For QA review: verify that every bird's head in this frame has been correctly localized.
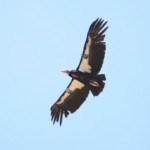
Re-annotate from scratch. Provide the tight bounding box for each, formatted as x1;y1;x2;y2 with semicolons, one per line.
61;70;78;78
61;70;70;75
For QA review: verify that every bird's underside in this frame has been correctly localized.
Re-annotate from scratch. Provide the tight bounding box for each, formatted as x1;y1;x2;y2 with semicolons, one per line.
51;18;108;126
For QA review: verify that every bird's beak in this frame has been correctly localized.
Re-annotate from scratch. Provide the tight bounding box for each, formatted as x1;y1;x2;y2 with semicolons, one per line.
61;70;70;74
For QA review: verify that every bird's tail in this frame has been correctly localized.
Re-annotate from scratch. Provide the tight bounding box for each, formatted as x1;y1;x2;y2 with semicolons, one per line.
89;74;106;96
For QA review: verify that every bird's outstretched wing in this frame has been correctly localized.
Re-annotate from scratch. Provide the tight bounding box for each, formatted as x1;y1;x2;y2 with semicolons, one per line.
51;79;89;126
77;18;108;75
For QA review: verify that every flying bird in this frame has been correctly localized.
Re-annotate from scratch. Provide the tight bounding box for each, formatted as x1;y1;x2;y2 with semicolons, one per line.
51;18;108;126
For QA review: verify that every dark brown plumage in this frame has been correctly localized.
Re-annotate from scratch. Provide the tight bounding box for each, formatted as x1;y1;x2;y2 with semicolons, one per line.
51;18;108;126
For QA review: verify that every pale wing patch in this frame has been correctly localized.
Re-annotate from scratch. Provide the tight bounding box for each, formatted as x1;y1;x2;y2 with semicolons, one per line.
57;80;85;105
79;36;92;73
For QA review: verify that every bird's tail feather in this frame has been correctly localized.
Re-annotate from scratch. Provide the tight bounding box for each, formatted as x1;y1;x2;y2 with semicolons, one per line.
89;74;106;96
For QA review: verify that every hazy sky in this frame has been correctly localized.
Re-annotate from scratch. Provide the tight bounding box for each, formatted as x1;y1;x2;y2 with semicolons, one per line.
0;0;150;150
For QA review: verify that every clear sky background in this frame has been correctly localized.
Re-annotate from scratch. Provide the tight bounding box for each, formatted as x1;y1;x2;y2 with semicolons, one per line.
0;0;150;150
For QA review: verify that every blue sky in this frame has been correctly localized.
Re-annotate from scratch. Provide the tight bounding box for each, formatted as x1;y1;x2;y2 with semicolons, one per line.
0;0;150;150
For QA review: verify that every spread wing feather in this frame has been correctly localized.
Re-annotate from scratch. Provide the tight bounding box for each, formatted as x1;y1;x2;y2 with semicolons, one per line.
77;18;108;75
51;79;89;125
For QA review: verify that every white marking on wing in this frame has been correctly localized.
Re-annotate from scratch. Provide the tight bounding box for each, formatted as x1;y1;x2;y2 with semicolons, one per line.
57;80;85;105
79;36;91;73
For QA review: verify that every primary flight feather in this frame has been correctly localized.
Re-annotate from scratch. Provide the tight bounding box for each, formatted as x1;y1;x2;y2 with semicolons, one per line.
51;18;108;126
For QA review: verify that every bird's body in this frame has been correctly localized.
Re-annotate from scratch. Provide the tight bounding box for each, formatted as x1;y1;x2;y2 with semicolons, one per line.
67;70;106;93
51;18;108;125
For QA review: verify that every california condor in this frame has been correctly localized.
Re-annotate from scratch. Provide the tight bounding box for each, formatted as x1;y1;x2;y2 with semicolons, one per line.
51;18;108;126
